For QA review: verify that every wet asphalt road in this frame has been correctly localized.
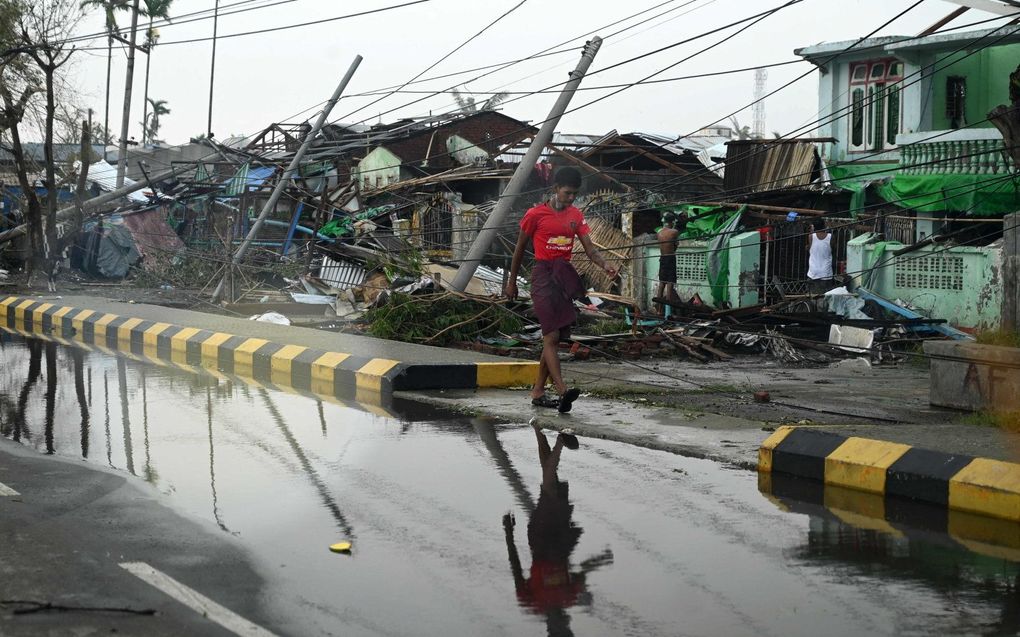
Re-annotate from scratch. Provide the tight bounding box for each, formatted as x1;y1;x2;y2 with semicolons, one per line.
1;334;1019;636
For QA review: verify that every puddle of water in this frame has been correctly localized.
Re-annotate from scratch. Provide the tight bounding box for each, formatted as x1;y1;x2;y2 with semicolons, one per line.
1;334;1019;636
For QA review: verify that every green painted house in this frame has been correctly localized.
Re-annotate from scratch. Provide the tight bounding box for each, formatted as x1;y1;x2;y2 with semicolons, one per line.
795;24;1020;229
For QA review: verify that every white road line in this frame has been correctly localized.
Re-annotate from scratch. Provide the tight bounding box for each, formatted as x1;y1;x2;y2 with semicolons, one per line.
119;561;276;637
0;481;19;496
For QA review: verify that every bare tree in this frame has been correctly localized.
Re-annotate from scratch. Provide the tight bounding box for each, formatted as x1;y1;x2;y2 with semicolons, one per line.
0;0;44;278
0;0;88;285
22;0;87;287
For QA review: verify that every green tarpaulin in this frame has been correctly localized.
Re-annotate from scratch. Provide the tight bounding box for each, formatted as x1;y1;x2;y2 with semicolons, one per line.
656;204;738;240
874;173;1020;217
827;163;1019;217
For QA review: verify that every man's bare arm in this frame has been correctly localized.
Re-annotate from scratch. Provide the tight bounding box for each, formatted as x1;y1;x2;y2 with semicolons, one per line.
578;234;618;279
504;230;530;299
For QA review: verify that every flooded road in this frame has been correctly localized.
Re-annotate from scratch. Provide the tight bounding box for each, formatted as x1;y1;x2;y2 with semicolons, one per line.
2;333;1019;636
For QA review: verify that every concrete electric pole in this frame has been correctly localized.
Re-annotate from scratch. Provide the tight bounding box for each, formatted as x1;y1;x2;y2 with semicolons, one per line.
449;37;602;293
211;55;364;304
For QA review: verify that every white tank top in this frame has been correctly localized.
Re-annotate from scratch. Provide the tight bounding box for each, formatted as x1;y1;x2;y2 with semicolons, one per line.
807;233;832;280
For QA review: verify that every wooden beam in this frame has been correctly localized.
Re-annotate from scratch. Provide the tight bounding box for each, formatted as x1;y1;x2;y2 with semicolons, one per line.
611;137;701;180
917;6;969;36
546;143;634;192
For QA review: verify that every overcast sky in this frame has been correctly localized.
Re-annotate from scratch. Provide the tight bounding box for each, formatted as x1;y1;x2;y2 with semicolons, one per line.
65;0;1007;146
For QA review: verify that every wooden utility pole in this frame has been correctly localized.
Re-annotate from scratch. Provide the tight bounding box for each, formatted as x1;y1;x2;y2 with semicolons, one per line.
449;37;602;292
115;0;141;188
211;55;363;303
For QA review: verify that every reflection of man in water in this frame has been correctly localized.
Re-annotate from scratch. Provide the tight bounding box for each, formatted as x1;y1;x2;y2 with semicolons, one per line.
503;420;613;636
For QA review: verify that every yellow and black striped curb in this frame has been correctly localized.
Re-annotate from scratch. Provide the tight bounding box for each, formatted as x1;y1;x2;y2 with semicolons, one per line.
0;322;401;418
759;472;1020;565
0;296;538;398
760;425;1020;522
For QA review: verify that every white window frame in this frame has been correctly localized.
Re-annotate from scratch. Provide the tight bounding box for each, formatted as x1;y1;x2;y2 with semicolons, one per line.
847;58;903;153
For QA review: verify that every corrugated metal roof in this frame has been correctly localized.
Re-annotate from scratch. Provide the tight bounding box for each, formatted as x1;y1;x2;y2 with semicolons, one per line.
0;143;106;164
86;160;149;203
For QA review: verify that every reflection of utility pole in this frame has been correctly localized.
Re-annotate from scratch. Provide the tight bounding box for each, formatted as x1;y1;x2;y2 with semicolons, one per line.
44;342;56;454
318;401;327;436
257;389;354;538
104;370;112;467
141;367;155;484
206;385;229;532
73;348;90;458
471;419;534;515
117;358;136;475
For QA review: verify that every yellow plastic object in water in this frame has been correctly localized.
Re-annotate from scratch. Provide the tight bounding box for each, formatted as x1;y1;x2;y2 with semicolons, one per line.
329;542;353;554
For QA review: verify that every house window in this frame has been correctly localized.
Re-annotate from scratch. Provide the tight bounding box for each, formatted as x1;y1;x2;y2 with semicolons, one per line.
946;76;966;129
848;59;903;152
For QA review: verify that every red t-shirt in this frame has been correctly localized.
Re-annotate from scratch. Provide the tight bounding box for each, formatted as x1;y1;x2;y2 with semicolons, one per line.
520;203;590;261
517;561;583;613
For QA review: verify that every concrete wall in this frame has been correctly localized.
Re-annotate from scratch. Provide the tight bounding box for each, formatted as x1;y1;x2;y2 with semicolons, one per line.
930;44;1020;131
847;233;1001;331
925;340;1020;411
641;231;760;310
728;231;761;307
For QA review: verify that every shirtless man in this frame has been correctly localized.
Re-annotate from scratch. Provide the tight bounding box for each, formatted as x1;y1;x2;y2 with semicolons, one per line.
655;212;680;316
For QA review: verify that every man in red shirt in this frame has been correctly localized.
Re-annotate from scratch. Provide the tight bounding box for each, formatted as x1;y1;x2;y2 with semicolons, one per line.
504;167;618;413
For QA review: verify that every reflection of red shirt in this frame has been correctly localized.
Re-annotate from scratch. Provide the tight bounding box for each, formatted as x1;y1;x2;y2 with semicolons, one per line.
517;560;582;613
520;203;590;261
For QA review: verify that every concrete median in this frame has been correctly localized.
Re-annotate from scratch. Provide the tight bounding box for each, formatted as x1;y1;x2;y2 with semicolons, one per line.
0;295;538;399
760;425;1020;522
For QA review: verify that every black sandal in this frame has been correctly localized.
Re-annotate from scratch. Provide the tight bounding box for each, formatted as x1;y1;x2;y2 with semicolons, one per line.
531;394;559;408
557;388;581;413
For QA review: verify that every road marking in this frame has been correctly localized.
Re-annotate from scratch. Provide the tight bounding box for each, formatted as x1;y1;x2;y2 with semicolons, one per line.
119;562;276;636
0;481;19;496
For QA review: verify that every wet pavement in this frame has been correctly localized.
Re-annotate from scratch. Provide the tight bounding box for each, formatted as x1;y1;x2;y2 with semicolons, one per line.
2;334;1020;636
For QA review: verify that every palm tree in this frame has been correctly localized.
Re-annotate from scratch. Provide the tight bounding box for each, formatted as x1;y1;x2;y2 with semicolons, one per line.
139;0;172;144
80;0;131;157
728;116;754;140
451;87;508;114
141;97;169;143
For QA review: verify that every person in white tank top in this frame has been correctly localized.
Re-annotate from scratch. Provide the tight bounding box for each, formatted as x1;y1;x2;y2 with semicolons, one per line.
806;218;833;293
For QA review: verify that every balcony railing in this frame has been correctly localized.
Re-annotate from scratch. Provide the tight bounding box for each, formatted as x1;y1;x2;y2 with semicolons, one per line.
897;129;1014;175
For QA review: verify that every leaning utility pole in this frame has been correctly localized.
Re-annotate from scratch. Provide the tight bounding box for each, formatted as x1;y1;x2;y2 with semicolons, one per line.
115;0;142;188
207;0;219;137
450;37;602;292
211;55;364;303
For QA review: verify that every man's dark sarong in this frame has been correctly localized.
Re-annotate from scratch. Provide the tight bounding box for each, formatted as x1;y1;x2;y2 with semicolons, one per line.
659;254;677;283
531;259;584;337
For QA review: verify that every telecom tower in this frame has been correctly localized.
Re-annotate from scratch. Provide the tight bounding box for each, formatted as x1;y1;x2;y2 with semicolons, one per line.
752;67;767;139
